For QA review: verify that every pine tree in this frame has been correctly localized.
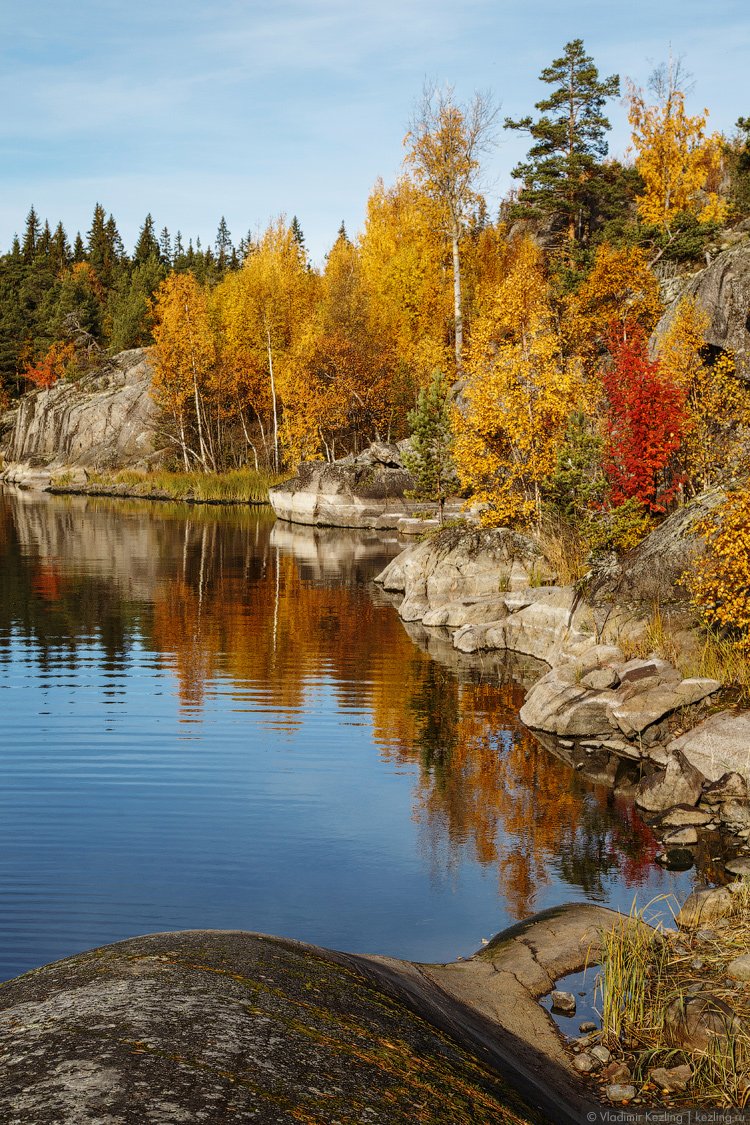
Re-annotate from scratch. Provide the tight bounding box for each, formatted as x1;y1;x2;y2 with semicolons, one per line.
505;40;620;249
108;256;166;352
402;370;459;524
72;233;86;263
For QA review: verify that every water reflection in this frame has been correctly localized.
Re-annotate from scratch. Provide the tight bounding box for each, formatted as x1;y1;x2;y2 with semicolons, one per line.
0;488;690;978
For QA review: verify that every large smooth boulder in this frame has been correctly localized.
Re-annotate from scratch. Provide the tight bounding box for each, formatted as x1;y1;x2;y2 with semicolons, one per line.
0;910;615;1124
0;350;164;486
591;487;725;608
268;443;449;529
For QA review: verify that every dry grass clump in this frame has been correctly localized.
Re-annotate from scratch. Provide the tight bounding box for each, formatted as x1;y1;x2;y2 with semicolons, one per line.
534;516;591;586
613;601;750;705
596;889;750;1107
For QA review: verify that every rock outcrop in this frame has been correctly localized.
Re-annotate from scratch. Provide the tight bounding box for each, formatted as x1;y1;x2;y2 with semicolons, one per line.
0;349;164;488
269;441;463;529
651;239;750;381
0;909;615;1124
375;523;750;866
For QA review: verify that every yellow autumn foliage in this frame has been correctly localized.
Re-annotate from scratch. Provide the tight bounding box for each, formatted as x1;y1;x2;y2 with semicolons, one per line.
567;243;662;366
627;82;727;228
688;489;750;651
454;238;585;526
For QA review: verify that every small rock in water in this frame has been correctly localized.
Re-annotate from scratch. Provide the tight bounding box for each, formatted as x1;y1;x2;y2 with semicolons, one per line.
606;1083;636;1104
663;827;699;846
579;1020;597;1032
551;989;576;1015
655;847;695;871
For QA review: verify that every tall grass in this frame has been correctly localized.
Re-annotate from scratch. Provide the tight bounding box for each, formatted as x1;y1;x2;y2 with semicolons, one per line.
598;901;671;1049
534;516;590;586
83;467;282;504
596;893;750;1106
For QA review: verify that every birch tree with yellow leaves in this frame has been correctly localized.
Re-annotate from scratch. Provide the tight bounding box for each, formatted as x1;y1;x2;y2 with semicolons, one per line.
151;271;217;471
658;298;750;489
405;85;497;377
215;218;314;470
627;59;727;235
454;238;583;526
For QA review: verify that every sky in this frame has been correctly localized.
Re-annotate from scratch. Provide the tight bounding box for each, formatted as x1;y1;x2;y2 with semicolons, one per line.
1;0;748;266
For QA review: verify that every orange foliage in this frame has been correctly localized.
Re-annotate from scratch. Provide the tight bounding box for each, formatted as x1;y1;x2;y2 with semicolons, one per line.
24;341;76;389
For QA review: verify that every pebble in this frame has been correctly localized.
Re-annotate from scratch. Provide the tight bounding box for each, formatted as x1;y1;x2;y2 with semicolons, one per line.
606;1083;636;1104
579;1021;597;1033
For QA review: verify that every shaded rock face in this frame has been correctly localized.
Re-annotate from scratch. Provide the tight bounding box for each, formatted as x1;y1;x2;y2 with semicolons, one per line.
0;350;163;487
0;927;585;1125
652;242;750;382
592;487;725;608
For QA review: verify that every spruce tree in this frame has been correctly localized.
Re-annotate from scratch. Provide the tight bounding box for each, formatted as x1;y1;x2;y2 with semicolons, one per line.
21;207;41;263
290;215;305;251
50;223;71;272
159;226;172;266
505;39;619;249
134;214;160;265
402;370;459;525
87;204;109;273
215;217;232;270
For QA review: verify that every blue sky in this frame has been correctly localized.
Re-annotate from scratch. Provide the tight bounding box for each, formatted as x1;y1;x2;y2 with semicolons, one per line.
1;0;747;265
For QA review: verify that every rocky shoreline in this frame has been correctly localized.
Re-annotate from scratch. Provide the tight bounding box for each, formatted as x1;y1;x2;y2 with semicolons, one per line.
375;520;750;874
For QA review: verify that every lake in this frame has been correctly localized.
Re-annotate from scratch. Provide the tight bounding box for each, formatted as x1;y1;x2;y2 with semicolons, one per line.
0;488;694;981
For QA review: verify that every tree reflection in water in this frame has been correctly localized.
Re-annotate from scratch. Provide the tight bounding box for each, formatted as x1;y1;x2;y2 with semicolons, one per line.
1;489;661;918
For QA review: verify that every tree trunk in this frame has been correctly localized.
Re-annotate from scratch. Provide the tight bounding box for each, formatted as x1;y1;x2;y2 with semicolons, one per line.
451;218;464;376
265;322;280;473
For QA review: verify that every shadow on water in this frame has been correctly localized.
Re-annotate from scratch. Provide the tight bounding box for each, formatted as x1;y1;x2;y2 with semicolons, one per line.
0;488;694;979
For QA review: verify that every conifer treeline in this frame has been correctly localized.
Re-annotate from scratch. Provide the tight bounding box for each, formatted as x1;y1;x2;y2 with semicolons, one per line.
0;204;295;397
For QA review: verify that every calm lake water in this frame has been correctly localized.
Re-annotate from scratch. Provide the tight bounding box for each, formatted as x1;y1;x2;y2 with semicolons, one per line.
0;488;694;981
